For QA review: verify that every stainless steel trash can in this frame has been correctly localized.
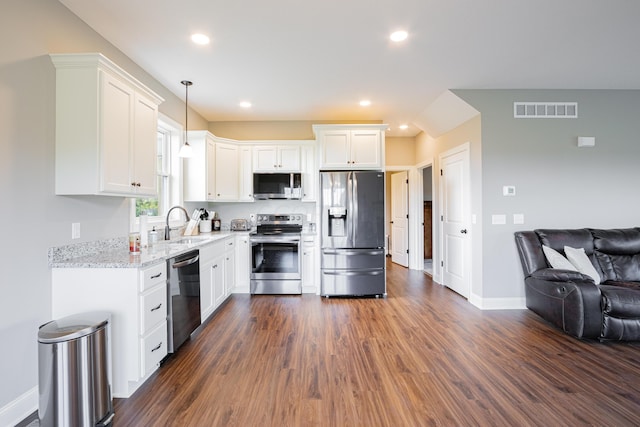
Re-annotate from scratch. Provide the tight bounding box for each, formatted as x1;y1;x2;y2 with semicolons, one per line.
38;312;115;427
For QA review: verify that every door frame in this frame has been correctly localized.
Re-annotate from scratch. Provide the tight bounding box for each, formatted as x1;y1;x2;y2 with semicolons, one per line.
390;171;409;267
388;163;437;278
438;142;471;297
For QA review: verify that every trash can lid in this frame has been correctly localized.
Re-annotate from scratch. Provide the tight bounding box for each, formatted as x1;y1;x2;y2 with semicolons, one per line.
38;311;110;343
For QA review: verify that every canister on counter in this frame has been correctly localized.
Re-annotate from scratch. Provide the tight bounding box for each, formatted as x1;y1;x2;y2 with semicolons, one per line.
149;227;158;245
129;232;141;253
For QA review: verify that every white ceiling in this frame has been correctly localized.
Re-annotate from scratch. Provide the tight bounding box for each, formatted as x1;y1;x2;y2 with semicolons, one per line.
59;0;640;137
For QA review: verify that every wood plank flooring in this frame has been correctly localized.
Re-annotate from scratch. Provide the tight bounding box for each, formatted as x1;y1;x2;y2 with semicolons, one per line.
113;261;640;426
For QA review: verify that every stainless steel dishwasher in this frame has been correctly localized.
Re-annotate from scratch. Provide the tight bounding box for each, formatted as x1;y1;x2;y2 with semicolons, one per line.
166;250;201;353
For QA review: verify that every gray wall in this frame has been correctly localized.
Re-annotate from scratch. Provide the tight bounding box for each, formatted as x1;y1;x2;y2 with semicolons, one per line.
423;167;432;201
455;89;640;300
0;0;205;417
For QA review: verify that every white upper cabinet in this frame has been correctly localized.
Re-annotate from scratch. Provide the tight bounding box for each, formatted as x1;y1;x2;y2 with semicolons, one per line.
314;124;387;170
183;131;216;202
214;142;239;201
51;53;163;196
253;145;300;172
238;146;253;201
184;132;246;202
301;144;317;202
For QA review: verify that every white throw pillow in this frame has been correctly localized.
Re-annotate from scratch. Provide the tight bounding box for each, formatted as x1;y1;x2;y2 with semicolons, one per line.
542;245;577;271
564;246;601;285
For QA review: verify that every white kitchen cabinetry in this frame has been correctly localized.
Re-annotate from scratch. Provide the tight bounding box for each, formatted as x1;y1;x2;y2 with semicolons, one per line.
253;145;301;172
238;146;254;201
235;233;251;293
301;144;317;202
184;132;245;202
214;142;239;201
302;234;317;293
51;262;168;398
51;53;163;196
184;131;216;202
200;240;226;322
224;238;236;297
313;124;387;170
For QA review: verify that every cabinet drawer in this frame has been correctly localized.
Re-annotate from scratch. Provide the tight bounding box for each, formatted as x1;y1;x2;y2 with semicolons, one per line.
140;284;167;334
141;321;167;377
140;263;166;292
224;238;235;251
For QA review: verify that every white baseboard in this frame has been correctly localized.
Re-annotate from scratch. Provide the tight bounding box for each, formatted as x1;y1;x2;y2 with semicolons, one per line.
469;294;527;310
0;387;38;427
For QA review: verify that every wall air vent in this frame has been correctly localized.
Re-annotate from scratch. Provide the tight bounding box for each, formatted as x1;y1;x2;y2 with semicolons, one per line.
514;102;578;118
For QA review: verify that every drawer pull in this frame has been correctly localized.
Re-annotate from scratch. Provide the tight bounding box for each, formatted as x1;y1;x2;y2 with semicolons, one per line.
150;272;163;279
151;342;162;352
150;303;162;312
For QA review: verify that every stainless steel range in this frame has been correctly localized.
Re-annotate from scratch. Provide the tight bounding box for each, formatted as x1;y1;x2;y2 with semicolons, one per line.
250;214;303;294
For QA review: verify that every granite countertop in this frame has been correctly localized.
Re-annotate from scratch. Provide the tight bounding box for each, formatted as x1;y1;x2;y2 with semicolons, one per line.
49;232;246;269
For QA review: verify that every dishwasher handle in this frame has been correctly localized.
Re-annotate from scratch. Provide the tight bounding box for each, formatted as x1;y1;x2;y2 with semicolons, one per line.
172;255;199;269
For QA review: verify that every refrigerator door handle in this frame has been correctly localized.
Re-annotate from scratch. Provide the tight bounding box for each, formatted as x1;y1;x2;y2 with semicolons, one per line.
323;270;384;276
322;249;385;256
351;171;358;247
346;171;353;247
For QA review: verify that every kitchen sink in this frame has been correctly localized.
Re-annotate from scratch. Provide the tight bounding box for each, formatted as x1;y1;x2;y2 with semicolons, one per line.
174;237;207;244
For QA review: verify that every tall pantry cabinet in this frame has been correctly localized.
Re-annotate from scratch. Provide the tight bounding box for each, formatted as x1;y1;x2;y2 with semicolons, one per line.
50;53;164;196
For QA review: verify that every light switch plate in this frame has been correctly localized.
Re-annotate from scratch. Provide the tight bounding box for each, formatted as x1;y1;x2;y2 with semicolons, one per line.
72;222;81;239
503;186;516;196
513;214;525;225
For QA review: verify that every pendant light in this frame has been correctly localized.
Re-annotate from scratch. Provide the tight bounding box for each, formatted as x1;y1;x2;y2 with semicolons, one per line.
178;80;193;158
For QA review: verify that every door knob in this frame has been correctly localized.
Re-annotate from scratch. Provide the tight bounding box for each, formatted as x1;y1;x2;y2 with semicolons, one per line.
460;229;468;234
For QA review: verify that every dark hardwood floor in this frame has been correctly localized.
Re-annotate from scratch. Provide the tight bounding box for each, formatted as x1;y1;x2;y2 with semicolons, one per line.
114;261;640;426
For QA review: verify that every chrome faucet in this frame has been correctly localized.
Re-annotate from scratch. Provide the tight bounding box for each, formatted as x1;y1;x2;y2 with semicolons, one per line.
165;206;190;240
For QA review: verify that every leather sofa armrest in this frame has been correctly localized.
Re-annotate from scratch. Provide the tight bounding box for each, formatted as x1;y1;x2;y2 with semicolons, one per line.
525;270;602;339
530;268;593;283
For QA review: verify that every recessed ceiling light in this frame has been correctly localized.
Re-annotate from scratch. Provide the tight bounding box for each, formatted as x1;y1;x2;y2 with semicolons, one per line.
239;101;252;108
191;33;210;45
399;124;409;130
359;100;371;107
390;30;408;42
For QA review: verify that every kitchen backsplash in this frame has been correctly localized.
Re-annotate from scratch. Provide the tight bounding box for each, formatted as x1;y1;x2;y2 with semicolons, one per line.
184;200;317;228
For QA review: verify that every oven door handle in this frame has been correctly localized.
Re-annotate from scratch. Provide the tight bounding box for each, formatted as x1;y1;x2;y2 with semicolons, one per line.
250;236;301;243
172;255;199;269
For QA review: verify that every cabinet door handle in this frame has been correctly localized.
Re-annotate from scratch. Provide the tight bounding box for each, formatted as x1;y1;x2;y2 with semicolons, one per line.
150;303;162;312
151;342;162;352
150;272;162;279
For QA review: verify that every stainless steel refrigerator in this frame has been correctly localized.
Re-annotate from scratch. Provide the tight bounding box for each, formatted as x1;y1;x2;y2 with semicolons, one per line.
320;171;386;296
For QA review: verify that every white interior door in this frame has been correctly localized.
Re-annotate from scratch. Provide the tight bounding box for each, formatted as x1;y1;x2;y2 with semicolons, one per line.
391;171;409;267
440;145;470;298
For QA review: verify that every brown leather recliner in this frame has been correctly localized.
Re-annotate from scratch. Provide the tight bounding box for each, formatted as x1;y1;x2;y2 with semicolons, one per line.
514;228;640;340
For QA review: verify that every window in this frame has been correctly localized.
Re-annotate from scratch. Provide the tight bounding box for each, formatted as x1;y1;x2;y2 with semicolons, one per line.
131;114;182;226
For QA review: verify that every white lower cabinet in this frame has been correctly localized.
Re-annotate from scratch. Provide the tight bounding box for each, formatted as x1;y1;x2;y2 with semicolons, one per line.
235;234;251;293
224;238;236;297
302;234;317;293
199;237;235;322
51;262;168;398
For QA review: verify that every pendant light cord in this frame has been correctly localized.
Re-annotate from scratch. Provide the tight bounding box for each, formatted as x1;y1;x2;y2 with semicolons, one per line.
181;80;193;144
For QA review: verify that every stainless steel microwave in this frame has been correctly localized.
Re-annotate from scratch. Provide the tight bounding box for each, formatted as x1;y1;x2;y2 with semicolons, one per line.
253;173;302;200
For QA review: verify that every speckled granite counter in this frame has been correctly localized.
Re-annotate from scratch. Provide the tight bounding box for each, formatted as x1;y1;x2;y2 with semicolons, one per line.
48;232;241;268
